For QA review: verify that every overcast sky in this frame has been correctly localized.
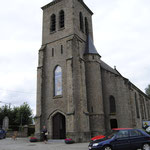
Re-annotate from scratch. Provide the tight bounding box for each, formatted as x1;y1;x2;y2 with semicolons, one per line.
0;0;150;115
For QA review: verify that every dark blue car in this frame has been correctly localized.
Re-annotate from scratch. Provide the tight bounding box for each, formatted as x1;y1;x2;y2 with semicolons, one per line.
89;129;150;150
0;129;6;139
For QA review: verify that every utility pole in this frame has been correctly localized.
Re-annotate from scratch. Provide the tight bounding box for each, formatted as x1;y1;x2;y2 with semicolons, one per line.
0;101;11;108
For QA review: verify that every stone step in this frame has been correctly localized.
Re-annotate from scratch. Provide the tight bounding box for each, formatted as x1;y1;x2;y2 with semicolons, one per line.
48;139;65;143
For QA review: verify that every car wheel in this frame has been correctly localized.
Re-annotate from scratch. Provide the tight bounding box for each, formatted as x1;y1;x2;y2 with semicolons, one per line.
102;146;112;150
142;143;150;150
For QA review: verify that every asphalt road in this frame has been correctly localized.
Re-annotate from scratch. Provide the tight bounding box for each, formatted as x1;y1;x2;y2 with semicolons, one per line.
0;138;89;150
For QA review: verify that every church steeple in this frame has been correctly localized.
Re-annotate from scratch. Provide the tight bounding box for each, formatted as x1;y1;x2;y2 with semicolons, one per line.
36;0;99;142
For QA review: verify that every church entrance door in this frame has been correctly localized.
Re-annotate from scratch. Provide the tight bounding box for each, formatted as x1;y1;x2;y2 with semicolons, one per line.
52;113;66;139
110;119;118;129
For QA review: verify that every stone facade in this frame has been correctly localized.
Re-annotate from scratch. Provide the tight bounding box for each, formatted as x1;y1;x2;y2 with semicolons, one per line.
35;0;150;142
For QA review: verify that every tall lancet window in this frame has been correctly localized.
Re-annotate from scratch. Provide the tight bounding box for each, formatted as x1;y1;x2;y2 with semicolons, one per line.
79;12;84;32
50;14;56;32
109;95;116;114
59;10;65;28
85;17;89;35
54;66;62;96
135;93;140;118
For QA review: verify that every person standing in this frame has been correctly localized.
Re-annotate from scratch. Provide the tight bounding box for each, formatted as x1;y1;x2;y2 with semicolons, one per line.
42;126;48;144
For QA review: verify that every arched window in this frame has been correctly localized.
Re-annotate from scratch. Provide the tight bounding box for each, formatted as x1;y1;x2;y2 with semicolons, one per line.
135;93;140;118
85;17;89;35
79;12;84;32
50;14;56;32
54;66;62;96
109;96;116;114
59;10;65;28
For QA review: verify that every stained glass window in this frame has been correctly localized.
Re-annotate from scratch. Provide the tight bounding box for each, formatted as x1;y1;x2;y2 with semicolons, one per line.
54;66;62;96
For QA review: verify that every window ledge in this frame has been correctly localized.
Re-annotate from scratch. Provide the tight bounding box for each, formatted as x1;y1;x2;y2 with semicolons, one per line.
58;27;65;31
50;30;56;34
80;29;84;33
109;113;116;115
53;95;63;99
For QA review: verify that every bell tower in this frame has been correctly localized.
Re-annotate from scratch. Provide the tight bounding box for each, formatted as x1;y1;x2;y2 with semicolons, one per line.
35;0;105;142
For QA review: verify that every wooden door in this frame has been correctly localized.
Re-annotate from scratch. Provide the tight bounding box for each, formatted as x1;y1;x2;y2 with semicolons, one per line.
53;113;66;139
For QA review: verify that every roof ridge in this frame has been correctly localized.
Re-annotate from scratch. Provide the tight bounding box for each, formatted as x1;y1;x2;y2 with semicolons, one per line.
100;60;119;75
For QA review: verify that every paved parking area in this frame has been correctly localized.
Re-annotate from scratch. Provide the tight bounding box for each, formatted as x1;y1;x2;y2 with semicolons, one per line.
0;138;89;150
0;138;144;150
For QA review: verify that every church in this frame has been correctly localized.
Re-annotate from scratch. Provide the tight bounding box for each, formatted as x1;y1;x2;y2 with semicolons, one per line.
35;0;150;142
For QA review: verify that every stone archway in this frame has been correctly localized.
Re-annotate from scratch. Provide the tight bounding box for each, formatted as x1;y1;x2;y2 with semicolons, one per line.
52;113;66;139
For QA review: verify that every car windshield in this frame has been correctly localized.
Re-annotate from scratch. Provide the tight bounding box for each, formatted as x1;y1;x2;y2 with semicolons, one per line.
0;130;3;133
104;130;118;139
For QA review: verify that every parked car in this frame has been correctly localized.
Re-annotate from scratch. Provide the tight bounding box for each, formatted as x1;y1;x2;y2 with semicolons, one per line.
91;128;132;141
0;129;6;139
89;128;150;150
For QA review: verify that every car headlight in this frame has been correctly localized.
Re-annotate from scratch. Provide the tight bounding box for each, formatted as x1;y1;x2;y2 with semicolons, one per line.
93;143;99;147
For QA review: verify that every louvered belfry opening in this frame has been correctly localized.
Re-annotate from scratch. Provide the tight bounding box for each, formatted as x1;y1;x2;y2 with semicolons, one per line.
50;14;56;32
59;10;65;28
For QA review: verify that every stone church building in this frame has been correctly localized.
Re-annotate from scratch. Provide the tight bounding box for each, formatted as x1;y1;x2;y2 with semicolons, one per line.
35;0;150;142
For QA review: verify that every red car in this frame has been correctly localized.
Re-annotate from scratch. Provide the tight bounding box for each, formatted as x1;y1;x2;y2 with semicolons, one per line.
91;128;132;141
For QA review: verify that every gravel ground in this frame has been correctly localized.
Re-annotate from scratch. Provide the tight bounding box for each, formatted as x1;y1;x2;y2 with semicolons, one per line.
0;138;89;150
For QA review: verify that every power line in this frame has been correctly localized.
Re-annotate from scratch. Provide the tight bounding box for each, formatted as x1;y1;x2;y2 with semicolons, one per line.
0;88;36;95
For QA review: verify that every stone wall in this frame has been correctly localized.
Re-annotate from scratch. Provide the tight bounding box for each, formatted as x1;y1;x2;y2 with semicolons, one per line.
6;126;28;138
101;67;150;131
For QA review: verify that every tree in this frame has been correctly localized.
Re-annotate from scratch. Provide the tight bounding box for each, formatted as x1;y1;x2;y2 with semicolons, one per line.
17;102;33;126
0;102;33;128
145;84;150;97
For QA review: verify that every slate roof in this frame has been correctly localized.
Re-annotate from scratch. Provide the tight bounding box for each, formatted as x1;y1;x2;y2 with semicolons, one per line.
100;60;120;75
84;35;100;56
